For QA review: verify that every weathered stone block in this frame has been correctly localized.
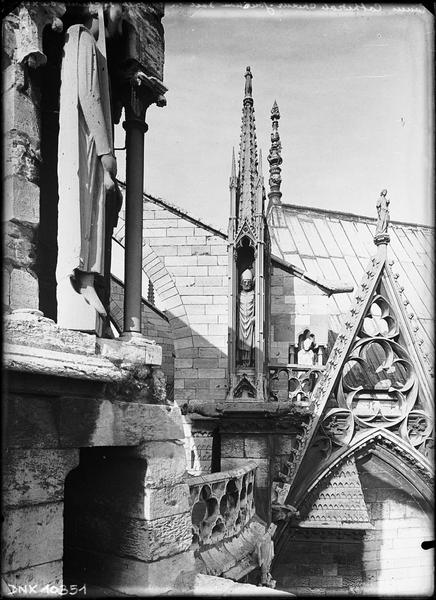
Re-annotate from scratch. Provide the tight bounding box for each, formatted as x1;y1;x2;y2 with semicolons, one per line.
123;5;164;81
68;548;195;595
143;483;191;520
4;79;41;144
131;440;187;486
244;436;270;458
2;449;79;507
8;269;38;310
4;175;39;223
97;335;162;367
6;396;60;449
3;559;62;594
6;397;185;449
5;311;98;355
72;509;192;563
274;435;296;455
6;130;40;182
2;502;63;572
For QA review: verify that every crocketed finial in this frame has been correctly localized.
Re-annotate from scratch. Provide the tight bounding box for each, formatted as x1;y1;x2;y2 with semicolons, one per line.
267;99;283;205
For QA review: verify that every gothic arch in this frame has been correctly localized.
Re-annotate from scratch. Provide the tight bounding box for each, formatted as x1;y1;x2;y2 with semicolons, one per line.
295;427;433;510
111;231;194;357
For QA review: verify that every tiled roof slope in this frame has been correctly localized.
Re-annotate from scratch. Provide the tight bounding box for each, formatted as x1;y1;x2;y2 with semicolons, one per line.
268;203;434;363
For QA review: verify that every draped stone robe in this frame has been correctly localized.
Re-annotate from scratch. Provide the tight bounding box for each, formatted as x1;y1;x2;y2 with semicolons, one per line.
56;24;113;285
238;288;255;366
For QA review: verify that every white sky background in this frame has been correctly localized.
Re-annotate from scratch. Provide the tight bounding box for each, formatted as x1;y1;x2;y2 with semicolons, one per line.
114;3;434;232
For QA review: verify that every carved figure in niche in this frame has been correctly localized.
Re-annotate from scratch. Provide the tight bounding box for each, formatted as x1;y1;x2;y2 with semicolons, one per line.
297;330;316;366
238;268;255;367
375;188;390;237
56;4;122;327
256;523;277;588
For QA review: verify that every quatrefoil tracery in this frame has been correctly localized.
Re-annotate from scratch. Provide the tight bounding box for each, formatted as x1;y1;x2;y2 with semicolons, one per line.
320;290;432;454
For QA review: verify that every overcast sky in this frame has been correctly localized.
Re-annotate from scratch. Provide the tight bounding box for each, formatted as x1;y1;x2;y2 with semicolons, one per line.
115;3;433;230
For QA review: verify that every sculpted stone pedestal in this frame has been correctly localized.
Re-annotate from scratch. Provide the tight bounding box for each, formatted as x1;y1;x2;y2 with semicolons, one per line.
56;278;105;336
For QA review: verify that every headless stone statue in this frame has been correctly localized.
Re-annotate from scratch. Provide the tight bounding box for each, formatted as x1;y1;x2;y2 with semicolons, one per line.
238;268;255;367
56;5;122;333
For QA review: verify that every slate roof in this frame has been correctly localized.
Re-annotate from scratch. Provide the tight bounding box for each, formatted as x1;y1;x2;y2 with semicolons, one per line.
268;203;434;363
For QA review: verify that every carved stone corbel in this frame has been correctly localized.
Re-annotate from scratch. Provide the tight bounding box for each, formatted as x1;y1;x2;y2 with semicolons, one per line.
16;3;66;69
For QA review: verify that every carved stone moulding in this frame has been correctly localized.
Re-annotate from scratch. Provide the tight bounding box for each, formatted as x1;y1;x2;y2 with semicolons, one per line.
219;414;303;433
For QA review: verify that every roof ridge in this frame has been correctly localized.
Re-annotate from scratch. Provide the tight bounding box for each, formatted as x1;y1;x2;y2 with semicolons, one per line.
280;202;434;229
116;179;227;239
110;273;169;323
385;260;434;376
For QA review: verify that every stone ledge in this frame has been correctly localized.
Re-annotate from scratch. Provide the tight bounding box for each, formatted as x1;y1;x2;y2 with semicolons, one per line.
5;311;97;355
97;335;162;367
5;343;123;382
185;461;258;487
5;398;185;449
5;310;162;371
172;571;293;596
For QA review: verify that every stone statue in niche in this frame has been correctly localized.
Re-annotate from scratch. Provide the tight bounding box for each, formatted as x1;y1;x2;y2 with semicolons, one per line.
238;268;255;367
297;330;316;366
56;4;123;333
375;188;390;237
256;523;277;588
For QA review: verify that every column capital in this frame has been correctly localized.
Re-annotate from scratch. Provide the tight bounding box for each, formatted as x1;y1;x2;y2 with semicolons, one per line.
121;62;167;110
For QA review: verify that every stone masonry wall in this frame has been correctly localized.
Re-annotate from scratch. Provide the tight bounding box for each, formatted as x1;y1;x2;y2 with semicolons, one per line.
139;199;229;409
3;11;41;313
221;430;297;521
2;448;79;589
270;265;342;365
357;454;433;597
273;455;433;596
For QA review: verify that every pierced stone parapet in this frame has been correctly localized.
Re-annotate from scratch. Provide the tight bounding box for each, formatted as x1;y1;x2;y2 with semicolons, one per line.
185;462;257;549
268;364;325;403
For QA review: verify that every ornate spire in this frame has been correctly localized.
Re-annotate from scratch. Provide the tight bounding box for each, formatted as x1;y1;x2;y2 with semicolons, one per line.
238;66;259;223
267;100;282;205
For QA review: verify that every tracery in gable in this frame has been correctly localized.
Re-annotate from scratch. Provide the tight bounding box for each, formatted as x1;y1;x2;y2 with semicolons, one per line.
319;281;433;461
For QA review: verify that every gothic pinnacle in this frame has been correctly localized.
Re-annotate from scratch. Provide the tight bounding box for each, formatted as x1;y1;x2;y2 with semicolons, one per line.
230;147;237;188
267;99;283;205
238;66;259;223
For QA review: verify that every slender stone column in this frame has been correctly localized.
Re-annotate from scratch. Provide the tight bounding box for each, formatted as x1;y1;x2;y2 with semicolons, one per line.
121;73;166;334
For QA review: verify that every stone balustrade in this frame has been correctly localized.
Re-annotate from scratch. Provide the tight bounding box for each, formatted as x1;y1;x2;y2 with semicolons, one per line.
268;364;325;403
186;462;257;549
